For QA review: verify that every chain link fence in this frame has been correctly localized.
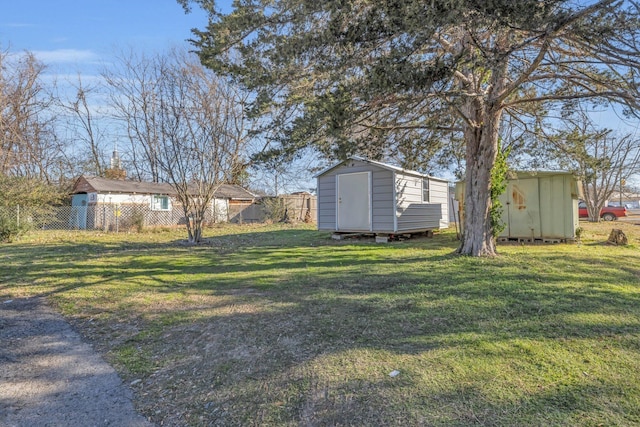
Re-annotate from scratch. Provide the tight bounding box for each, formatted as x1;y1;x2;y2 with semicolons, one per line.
0;204;187;231
0;195;317;232
0;205;72;231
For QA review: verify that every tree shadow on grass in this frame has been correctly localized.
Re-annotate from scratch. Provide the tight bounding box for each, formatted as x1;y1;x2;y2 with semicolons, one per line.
3;228;640;425
116;251;640;424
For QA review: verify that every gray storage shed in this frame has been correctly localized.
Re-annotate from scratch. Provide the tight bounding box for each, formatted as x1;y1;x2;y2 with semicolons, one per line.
316;157;449;235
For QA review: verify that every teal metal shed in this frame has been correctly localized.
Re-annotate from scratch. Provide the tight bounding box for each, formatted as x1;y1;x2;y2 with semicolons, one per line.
456;171;583;242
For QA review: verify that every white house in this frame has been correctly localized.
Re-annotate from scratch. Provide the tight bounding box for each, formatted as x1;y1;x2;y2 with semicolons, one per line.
70;176;256;229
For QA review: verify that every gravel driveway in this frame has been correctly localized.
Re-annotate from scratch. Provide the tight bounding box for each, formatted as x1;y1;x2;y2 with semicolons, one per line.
0;297;154;427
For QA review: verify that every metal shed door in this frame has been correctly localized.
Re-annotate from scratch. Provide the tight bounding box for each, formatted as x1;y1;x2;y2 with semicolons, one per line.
337;172;371;231
505;179;541;239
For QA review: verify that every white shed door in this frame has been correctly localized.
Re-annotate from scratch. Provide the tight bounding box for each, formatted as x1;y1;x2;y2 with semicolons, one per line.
337;172;371;231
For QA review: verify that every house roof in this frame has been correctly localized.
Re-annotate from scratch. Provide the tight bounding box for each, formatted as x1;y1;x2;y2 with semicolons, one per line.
315;156;449;182
72;176;256;200
211;184;256;200
73;176;174;195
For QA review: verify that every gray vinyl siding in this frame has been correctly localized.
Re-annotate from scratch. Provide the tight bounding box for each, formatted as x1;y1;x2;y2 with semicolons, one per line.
371;170;394;232
429;179;450;228
396;204;444;232
317;158;450;233
395;174;423;208
317;175;337;230
396;173;449;231
317;159;393;231
323;159;381;175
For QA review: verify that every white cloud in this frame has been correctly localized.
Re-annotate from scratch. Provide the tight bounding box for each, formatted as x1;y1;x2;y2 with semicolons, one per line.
2;22;34;28
56;73;105;85
32;49;100;64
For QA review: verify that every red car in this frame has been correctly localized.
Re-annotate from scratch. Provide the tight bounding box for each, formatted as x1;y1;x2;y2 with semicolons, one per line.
578;201;627;221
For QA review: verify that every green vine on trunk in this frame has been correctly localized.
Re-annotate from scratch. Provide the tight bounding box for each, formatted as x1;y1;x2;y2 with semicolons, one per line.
490;142;510;238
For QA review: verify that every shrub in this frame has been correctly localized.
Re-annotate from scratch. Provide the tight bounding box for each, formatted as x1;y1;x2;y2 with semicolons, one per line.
261;197;288;222
489;142;510;238
130;205;145;233
0;211;29;243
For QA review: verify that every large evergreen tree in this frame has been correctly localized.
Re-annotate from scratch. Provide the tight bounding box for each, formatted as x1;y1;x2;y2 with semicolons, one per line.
181;0;640;255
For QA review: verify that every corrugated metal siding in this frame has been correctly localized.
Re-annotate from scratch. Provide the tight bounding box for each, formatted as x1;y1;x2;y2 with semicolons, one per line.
502;178;542;238
538;175;575;239
495;173;578;240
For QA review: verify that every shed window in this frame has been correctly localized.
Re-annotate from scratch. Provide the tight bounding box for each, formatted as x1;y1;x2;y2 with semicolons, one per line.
152;195;170;211
422;179;430;202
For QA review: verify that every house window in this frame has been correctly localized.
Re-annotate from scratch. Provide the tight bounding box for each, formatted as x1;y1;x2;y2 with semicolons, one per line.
423;179;430;202
152;195;170;211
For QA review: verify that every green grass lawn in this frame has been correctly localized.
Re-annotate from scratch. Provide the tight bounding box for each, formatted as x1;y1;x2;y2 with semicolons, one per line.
2;222;640;426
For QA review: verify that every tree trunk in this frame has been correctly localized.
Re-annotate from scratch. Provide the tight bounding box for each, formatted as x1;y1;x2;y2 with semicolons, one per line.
187;205;207;244
189;218;203;244
583;183;603;222
457;103;502;256
186;216;196;243
182;203;198;245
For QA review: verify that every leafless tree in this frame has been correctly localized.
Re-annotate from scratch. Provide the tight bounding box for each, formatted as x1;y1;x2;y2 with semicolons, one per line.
103;48;163;182
539;110;640;221
57;75;108;177
0;49;60;183
105;47;252;243
160;51;250;243
580;134;640;220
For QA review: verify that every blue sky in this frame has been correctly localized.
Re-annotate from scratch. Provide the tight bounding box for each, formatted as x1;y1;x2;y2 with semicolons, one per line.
3;0;638;138
1;0;213;75
3;1;639;122
0;0;316;193
2;1;638;189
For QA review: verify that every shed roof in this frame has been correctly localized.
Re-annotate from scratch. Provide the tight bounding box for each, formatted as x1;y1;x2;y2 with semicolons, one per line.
455;170;581;187
315;156;449;182
455;170;584;200
506;170;578;179
72;176;256;200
